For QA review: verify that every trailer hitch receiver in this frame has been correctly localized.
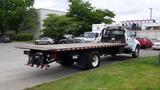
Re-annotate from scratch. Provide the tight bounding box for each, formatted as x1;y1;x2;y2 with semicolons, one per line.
25;51;55;70
26;55;50;69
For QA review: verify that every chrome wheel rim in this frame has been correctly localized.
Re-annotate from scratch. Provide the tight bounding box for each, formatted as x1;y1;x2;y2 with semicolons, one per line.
91;55;99;67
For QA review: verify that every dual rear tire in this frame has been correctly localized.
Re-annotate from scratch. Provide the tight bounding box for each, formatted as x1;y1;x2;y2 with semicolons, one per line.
59;55;74;67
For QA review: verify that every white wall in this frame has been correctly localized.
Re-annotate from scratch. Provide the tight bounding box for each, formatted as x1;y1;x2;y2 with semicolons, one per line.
37;8;66;30
132;30;160;40
141;23;160;30
34;8;66;39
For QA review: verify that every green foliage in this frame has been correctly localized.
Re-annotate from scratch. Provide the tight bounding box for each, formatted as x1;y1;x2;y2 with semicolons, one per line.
13;33;33;41
43;0;115;39
43;14;70;40
22;8;39;31
67;0;115;31
0;0;37;35
43;14;83;40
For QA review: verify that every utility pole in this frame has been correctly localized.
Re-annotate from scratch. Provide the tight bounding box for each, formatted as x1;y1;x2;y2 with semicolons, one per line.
149;8;153;20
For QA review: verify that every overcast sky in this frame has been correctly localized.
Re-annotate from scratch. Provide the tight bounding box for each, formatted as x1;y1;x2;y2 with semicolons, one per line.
34;0;160;22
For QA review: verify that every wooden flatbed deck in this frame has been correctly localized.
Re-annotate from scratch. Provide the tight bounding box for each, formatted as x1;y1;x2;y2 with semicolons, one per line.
16;43;126;51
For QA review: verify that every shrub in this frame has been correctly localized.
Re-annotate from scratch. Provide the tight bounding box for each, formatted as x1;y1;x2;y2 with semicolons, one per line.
14;33;33;41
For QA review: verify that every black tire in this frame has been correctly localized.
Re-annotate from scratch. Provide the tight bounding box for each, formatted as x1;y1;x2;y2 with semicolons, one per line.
47;42;51;45
61;41;65;44
85;51;100;69
132;45;140;58
35;42;38;45
147;44;150;48
144;44;148;49
111;53;116;57
59;55;74;67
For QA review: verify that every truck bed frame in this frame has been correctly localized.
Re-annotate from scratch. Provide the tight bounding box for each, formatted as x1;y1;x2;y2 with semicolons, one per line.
16;43;126;51
16;43;132;70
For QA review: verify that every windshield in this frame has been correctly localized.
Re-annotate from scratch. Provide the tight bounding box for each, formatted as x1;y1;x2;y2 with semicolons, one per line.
103;30;124;36
40;37;49;40
113;31;124;35
84;33;95;38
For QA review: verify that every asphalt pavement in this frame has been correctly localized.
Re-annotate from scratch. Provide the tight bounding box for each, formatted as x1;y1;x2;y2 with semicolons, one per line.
0;42;159;90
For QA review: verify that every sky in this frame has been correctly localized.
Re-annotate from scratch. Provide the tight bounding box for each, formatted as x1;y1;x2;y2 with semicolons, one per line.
34;0;160;22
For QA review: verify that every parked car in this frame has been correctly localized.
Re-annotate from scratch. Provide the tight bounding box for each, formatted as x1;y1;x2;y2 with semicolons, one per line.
136;37;152;48
34;37;55;45
80;32;102;43
59;35;81;44
152;40;160;50
0;36;11;43
74;34;84;40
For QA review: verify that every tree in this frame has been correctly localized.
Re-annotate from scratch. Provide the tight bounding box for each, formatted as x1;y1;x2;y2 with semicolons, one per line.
67;0;115;33
0;0;37;35
43;14;85;40
43;14;71;40
43;0;115;39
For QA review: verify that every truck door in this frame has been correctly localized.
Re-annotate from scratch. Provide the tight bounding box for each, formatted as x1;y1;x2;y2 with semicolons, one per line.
125;31;134;48
95;33;102;42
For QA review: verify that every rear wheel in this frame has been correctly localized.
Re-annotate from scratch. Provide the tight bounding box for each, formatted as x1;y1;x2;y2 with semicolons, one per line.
59;55;74;67
132;46;140;58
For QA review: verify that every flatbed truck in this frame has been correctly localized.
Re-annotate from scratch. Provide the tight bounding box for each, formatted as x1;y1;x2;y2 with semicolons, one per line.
16;26;140;69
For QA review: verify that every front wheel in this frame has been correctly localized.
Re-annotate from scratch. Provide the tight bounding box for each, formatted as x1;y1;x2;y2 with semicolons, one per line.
132;46;140;58
86;51;100;69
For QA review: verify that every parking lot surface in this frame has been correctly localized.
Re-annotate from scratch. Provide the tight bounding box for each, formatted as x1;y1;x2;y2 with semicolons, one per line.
0;42;159;90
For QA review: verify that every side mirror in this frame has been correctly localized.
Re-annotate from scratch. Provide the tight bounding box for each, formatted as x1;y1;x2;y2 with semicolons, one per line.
95;33;98;38
134;32;137;37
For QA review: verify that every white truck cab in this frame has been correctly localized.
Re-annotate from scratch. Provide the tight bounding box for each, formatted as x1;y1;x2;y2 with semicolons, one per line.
92;24;140;53
125;30;140;52
101;26;140;57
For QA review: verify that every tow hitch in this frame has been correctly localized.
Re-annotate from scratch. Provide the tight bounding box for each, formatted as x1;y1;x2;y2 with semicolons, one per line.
24;50;56;70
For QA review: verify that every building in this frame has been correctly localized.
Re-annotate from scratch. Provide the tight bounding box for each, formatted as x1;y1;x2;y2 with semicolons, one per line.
34;8;66;39
141;22;160;30
120;19;156;30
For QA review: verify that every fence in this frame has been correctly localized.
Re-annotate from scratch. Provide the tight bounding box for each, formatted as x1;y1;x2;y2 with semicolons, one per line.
132;30;160;40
